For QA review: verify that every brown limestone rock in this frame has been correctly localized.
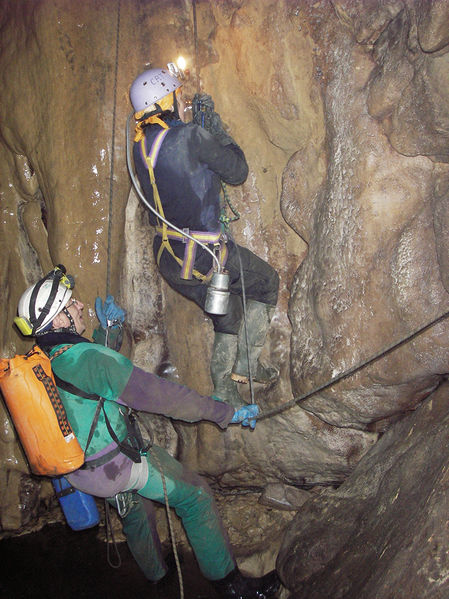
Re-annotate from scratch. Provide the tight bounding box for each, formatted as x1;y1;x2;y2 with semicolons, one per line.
416;0;449;53
1;8;448;585
287;3;449;433
277;380;449;599
365;4;449;162
331;0;403;46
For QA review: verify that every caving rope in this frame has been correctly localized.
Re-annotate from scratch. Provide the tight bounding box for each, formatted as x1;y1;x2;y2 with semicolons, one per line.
105;0;121;298
189;3;449;417
103;0;123;570
255;307;449;422
192;0;256;404
194;4;449;419
111;3;449;596
193;0;200;94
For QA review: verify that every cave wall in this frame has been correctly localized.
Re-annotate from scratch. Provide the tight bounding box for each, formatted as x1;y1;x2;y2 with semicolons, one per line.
277;1;449;595
1;0;449;595
278;379;449;599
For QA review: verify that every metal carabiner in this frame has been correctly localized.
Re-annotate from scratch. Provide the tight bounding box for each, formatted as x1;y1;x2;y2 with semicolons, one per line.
115;492;132;518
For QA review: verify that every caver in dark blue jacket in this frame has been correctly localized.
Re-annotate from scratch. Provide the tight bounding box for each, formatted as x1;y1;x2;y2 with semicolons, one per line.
134;119;248;232
134;113;279;407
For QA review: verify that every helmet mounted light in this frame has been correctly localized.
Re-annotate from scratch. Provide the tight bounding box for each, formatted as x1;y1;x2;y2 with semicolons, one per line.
167;57;187;80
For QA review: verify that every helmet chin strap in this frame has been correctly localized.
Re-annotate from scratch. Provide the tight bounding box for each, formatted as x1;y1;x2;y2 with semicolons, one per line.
52;307;77;334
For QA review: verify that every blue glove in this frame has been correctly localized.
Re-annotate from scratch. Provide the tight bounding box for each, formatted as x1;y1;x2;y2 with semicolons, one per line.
95;295;125;328
230;404;259;429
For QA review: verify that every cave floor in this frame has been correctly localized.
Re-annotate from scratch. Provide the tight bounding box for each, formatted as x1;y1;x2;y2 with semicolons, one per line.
0;523;221;599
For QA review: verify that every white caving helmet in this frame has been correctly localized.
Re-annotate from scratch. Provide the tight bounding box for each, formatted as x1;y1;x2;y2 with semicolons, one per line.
15;265;75;336
130;68;182;114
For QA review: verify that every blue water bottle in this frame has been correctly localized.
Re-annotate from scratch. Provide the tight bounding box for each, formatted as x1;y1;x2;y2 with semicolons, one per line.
52;476;100;531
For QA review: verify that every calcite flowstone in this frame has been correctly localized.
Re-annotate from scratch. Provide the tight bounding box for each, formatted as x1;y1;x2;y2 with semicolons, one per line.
282;0;449;433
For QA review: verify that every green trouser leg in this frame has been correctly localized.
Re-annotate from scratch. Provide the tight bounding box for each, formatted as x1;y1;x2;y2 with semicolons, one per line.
107;492;167;581
138;445;235;581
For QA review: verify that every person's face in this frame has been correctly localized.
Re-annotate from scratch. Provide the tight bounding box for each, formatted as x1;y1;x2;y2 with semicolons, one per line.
53;297;86;335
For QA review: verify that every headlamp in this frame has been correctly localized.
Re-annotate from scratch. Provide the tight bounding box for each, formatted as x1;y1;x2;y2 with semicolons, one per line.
53;264;75;290
167;56;188;80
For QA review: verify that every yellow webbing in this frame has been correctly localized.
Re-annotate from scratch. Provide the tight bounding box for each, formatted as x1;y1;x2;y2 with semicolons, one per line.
140;132;210;282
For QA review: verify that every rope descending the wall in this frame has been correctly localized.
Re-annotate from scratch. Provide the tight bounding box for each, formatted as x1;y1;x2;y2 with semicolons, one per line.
192;0;200;94
106;0;122;297
257;308;449;422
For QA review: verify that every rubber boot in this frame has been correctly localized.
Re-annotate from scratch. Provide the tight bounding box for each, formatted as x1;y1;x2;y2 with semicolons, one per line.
211;568;281;599
210;332;245;408
231;300;279;385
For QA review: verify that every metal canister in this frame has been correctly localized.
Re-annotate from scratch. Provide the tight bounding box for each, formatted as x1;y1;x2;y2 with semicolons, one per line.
205;271;230;315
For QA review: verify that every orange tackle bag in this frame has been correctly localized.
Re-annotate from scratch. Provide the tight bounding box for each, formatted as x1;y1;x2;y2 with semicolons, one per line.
0;345;84;476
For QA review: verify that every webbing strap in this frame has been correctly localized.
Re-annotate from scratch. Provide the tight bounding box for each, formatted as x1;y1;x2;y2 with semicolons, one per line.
141;129;229;281
155;227;228;280
54;485;76;499
156;227;222;244
141;130;209;281
156;236;211;282
142;128;168;169
51;346;141;465
140;130;169;226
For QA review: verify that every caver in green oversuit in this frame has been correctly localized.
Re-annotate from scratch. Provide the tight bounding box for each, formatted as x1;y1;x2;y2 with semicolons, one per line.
16;268;280;598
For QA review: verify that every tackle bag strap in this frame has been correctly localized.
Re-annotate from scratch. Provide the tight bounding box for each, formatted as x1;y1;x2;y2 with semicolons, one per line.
53;368;142;464
51;346;106;457
51;345;143;464
84;397;105;456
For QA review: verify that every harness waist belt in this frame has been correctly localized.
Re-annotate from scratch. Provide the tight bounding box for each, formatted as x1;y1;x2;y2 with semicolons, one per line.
81;444;121;469
155;227;227;280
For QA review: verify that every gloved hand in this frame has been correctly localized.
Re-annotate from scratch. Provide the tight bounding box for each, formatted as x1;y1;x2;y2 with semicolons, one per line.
230;404;259;429
192;93;235;146
95;295;125;329
192;93;214;125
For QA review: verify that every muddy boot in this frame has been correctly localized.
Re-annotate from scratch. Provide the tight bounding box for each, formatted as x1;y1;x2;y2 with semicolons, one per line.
210;332;245;408
231;301;279;385
211;568;281;599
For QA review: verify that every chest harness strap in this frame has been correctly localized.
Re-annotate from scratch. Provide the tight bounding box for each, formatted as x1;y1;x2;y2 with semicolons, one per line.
140;129;228;282
51;346;149;469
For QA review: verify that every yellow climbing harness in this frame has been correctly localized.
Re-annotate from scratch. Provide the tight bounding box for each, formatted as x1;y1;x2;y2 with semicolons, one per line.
140;130;228;282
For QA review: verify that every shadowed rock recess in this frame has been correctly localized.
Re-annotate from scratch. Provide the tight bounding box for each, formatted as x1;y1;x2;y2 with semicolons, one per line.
0;1;448;597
